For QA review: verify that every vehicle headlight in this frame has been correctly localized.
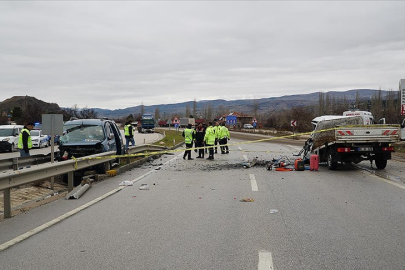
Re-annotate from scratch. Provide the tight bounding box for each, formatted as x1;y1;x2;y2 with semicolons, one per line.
2;138;10;142
32;139;38;142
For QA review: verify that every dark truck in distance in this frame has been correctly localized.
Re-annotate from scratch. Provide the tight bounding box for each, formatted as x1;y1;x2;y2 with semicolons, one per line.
139;114;155;133
58;118;124;184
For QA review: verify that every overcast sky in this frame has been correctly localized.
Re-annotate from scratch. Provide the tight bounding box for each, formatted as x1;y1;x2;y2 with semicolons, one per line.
1;1;405;110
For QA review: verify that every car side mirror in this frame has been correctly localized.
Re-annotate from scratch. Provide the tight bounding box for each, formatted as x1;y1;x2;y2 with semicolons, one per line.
108;134;114;140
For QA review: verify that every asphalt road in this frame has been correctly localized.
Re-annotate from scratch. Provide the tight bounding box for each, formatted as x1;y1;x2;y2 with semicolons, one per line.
1;137;405;269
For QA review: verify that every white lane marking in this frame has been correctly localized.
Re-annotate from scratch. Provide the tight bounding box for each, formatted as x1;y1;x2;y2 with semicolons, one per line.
243;155;248;161
377;177;405;190
258;250;275;270
0;186;125;251
239;146;243;151
0;153;180;251
250;174;258;191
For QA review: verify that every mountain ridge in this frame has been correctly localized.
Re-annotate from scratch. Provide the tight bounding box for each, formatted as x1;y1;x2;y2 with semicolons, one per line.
0;89;390;119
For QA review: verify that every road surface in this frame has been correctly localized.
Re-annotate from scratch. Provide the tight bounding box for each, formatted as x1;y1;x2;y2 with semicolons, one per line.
1;137;405;269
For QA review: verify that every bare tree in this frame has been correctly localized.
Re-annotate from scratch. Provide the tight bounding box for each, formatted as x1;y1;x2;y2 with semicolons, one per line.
185;103;190;117
371;88;383;121
22;102;44;123
193;99;197;118
317;92;324;115
155;107;160;120
140;102;145;115
252;99;259;117
79;107;98;119
206;103;213;122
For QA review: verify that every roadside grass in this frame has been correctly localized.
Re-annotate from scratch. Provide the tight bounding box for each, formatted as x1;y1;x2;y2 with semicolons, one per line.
153;128;184;147
394;142;405;153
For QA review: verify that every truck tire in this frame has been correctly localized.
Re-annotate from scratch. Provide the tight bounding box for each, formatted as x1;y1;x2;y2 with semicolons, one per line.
375;157;387;169
327;150;338;170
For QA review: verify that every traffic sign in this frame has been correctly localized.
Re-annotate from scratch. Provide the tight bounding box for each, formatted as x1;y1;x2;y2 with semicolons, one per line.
291;120;297;127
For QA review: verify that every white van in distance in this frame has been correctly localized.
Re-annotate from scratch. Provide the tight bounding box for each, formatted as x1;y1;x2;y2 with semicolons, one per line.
0;125;24;152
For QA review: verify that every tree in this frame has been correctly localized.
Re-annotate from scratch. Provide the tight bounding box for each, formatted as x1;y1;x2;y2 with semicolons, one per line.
193;99;197;118
206;103;213;122
126;114;134;122
290;107;315;132
11;106;23;122
252;99;259;118
185;104;190;118
79;107;98;119
371;89;383;121
317;92;324;115
140;102;145;115
155;107;160;120
21;102;43;123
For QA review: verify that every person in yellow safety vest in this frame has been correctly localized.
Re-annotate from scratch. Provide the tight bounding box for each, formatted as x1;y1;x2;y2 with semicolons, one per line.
219;122;230;154
182;124;195;160
204;122;216;160
18;122;34;157
213;121;220;154
124;121;135;152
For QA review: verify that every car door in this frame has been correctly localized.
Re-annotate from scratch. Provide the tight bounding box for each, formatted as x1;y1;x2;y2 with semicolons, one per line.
105;122;117;152
110;122;124;155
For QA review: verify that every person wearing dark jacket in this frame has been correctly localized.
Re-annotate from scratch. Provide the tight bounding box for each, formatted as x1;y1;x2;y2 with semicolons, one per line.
194;122;206;158
18;122;34;157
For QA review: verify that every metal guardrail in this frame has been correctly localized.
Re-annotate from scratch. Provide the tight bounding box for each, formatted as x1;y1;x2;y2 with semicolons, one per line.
0;144;167;218
0;154;52;171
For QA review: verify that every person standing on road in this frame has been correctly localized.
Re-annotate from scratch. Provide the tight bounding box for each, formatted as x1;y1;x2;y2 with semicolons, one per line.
194;122;206;158
203;123;208;154
213;121;220;154
182;124;195;160
219;122;230;154
18;122;34;157
204;122;216;160
124;121;135;152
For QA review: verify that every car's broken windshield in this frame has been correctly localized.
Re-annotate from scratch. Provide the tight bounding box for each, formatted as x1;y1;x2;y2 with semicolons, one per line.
60;125;105;143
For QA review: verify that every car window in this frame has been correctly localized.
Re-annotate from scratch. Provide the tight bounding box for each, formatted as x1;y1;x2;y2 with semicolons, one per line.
60;124;105;143
0;129;14;136
30;130;40;136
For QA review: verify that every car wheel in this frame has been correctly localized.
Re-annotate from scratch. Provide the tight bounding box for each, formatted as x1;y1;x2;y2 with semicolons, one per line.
375;156;387;169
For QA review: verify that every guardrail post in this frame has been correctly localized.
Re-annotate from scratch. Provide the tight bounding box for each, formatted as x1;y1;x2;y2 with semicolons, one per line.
68;172;74;192
12;157;18;171
4;188;11;218
105;161;111;172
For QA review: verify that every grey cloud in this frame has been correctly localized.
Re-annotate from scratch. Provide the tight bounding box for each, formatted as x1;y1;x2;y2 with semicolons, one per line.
1;1;405;109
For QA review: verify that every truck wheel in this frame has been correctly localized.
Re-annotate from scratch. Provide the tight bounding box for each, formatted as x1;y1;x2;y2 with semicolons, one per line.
327;150;338;170
375;157;387;169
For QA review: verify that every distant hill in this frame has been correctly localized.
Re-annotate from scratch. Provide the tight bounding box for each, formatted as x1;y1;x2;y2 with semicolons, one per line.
0;89;389;120
0;96;61;113
93;89;388;119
